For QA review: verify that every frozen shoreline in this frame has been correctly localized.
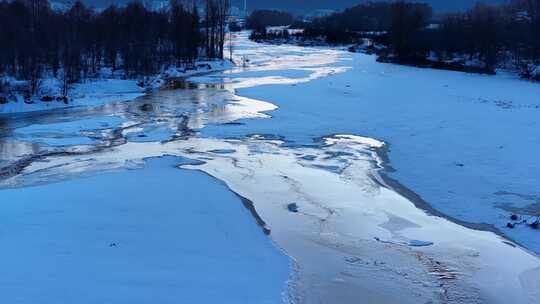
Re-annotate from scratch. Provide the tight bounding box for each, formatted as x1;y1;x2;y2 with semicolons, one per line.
374;145;504;236
0;60;233;115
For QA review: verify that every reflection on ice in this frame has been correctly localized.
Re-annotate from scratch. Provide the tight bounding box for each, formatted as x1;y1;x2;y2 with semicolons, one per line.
0;33;340;166
15;116;126;146
0;140;40;165
0;78;276;165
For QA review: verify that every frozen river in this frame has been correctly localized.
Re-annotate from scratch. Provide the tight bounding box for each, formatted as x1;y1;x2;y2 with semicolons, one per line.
1;32;540;303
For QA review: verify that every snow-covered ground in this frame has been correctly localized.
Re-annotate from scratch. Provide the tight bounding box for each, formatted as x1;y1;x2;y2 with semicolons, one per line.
0;156;289;304
5;131;540;303
207;33;540;254
0;60;232;115
1;31;540;304
0;79;145;114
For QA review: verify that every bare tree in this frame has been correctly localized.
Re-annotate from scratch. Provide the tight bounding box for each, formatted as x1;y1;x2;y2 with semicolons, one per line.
0;0;216;103
228;31;234;61
203;0;230;59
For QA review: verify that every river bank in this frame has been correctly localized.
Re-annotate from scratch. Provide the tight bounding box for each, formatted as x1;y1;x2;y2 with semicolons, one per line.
0;60;232;115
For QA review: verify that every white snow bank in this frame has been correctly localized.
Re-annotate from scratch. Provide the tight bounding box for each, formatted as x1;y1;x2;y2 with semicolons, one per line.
0;78;145;115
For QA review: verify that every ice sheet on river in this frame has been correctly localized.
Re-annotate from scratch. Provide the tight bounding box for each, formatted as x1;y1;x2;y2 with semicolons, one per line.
5;135;540;304
0;156;289;304
212;33;540;254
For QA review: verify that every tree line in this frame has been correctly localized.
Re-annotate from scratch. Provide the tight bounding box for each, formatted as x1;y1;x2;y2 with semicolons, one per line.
432;0;540;76
270;1;540;78
0;0;230;97
245;9;295;31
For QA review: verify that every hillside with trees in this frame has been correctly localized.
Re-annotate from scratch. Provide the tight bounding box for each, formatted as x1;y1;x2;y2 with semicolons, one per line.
256;0;540;79
385;0;540;77
0;0;230;102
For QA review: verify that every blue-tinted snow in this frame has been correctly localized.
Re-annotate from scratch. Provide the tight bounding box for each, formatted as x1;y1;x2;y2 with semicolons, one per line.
14;115;126;146
0;157;289;304
203;48;540;252
2;31;540;303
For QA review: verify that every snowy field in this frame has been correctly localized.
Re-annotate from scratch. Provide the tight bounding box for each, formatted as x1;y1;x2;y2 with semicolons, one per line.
208;33;540;254
1;31;540;304
0;156;289;304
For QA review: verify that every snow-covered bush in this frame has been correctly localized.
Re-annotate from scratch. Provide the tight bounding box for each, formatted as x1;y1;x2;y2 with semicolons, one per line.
518;63;540;81
532;65;540;81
